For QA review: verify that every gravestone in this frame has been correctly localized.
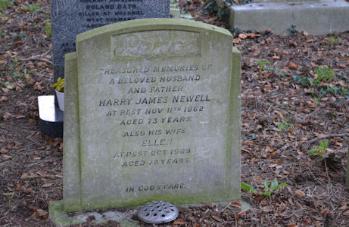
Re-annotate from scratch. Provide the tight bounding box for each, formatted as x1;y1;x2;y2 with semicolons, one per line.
51;0;170;78
216;0;349;35
50;19;241;224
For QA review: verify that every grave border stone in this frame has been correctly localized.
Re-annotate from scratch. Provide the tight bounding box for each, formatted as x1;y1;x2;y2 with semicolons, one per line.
216;0;349;35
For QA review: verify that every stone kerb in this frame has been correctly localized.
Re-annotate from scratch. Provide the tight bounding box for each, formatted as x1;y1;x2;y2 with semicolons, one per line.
51;19;241;222
216;0;349;35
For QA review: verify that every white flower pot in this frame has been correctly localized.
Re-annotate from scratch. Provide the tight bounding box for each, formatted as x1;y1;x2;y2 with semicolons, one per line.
55;90;64;111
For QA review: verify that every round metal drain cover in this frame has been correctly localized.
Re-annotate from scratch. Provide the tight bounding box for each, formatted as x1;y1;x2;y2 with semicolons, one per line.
137;201;179;224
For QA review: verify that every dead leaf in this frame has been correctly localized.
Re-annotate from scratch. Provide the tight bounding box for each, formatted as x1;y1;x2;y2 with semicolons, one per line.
294;190;305;198
14;114;25;119
287;224;298;227
0;147;9;154
272;55;281;60
3;112;13;120
33;82;44;91
42;183;53;188
1;154;12;160
20;172;37;180
173;218;186;225
233;38;241;44
238;33;248;39
24;74;35;85
343;210;349;216
211;215;223;222
0;96;8;102
4;82;15;90
33;209;48;219
288;62;298;70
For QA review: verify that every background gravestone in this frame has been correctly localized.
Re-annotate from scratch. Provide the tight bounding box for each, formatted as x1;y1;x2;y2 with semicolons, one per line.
216;0;349;35
51;0;170;78
50;19;241;219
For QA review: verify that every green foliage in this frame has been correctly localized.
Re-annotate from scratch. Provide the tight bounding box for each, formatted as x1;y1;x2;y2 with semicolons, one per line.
314;66;335;85
318;86;349;97
256;59;271;72
0;0;12;12
261;179;288;198
308;139;329;158
293;65;346;98
292;75;313;87
52;77;64;92
44;20;52;38
23;3;41;13
241;179;287;198
241;182;257;193
326;35;341;45
276;121;292;132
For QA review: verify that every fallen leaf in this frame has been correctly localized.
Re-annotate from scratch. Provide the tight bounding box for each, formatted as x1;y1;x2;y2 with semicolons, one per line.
33;82;44;91
0;148;9;154
1;154;12;160
4;82;15;90
295;190;305;198
0;96;8;102
211;215;223;222
288;62;298;70
20;172;37;180
232;38;241;44
42;183;53;188
24;74;35;85
343;210;349;216
238;33;248;39
173;218;186;225
287;224;298;227
272;55;280;60
33;209;48;219
3;112;13;120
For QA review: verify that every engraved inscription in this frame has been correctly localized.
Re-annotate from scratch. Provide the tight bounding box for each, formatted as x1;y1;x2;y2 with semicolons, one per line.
112;31;201;59
95;62;214;172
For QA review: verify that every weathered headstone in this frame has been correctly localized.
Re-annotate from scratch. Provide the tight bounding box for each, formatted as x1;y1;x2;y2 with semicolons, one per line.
50;19;241;224
51;0;170;78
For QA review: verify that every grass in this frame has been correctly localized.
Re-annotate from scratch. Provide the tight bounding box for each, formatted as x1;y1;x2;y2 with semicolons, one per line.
326;35;341;45
44;20;52;38
292;65;347;98
241;179;288;198
261;179;288;197
256;59;272;72
314;66;335;85
23;3;41;13
276;121;292;132
0;0;12;12
308;139;329;158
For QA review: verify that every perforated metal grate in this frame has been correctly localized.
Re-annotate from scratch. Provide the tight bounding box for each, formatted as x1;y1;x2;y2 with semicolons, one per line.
137;201;179;224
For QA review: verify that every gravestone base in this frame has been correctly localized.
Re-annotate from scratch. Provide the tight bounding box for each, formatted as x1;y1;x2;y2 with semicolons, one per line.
38;96;63;138
49;201;138;226
220;0;349;35
49;199;248;226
